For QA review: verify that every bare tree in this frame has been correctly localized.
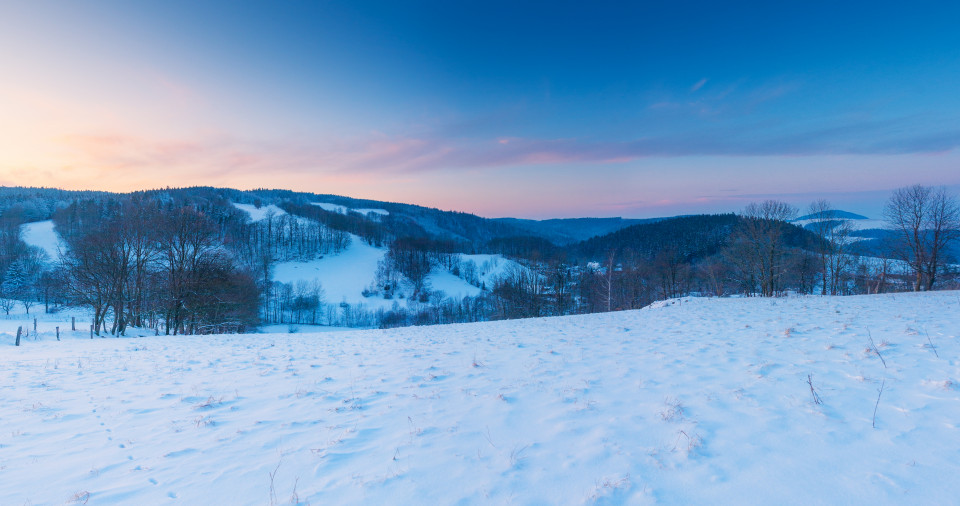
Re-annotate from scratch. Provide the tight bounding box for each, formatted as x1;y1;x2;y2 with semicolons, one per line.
386;238;433;296
62;232;115;335
730;200;798;297
0;286;16;315
159;207;219;334
807;199;854;295
883;185;960;291
599;251;616;312
547;260;572;315
696;255;729;296
923;187;960;290
653;247;687;300
123;200;161;329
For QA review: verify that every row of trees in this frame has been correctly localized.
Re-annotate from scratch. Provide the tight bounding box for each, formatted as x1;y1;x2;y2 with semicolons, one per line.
57;200;260;335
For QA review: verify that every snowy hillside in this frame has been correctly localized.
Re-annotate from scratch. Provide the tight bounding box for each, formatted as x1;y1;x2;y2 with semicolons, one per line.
311;202;389;217
458;253;517;287
272;234;393;310
3;291;959;504
272;234;484;311
19;220;65;262
232;202;287;222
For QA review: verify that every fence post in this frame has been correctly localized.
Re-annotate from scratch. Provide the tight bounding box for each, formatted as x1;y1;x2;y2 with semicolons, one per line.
56;326;60;341
90;324;94;339
16;326;22;346
34;318;37;333
72;316;76;331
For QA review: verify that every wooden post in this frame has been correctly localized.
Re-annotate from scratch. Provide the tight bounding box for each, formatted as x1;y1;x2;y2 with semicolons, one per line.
56;326;60;341
15;326;22;346
72;316;76;331
33;318;37;333
90;324;94;339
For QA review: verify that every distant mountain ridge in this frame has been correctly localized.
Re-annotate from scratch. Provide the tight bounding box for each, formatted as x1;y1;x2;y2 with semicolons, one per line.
793;209;869;221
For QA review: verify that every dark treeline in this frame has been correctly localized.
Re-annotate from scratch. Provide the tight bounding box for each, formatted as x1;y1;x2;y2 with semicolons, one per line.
0;184;956;334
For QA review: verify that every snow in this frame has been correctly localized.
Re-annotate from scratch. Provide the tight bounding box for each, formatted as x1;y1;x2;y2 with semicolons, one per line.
271;236;487;308
20;220;65;262
457;253;519;287
0;304;156;338
311;202;389;217
311;202;349;214
4;291;959;504
855;254;914;275
354;208;389;217
272;234;392;310
793;216;887;232
256;324;356;334
232;203;287;222
847;218;887;231
425;269;482;299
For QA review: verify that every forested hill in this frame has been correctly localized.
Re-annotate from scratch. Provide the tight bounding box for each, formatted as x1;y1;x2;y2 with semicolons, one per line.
0;186;531;249
244;188;528;247
572;214;817;263
0;186;648;251
492;217;661;245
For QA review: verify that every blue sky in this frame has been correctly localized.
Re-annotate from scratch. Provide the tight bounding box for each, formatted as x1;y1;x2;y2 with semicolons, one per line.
1;1;958;218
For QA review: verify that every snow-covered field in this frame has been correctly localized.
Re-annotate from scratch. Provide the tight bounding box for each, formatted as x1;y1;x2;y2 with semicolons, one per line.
3;291;959;504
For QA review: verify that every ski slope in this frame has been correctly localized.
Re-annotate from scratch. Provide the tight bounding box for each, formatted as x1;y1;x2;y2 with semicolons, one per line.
3;291;959;504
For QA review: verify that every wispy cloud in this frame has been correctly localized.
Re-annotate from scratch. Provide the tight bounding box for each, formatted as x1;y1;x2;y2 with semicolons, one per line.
55;115;960;182
690;78;708;92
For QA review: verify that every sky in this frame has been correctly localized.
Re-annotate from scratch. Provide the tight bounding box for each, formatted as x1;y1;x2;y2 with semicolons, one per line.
1;1;959;219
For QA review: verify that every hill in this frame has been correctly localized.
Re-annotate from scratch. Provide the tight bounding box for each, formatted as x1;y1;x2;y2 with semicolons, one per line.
794;209;869;221
2;291;959;503
493;217;662;245
572;213;816;262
